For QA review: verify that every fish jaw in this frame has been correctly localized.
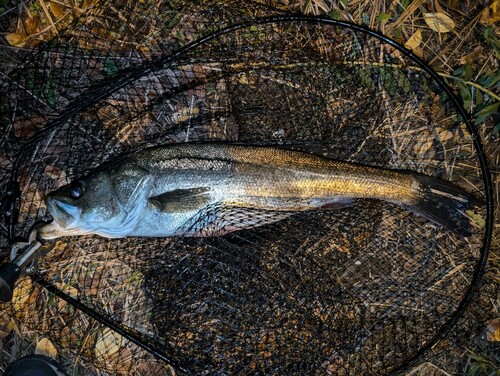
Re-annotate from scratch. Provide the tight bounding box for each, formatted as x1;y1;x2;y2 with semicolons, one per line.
45;196;82;228
41;196;92;239
38;220;92;240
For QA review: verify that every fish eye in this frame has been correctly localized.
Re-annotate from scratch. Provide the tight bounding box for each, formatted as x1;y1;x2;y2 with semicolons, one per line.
70;181;85;199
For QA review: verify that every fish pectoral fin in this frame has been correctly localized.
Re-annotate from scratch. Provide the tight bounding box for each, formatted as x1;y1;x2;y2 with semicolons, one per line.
179;203;295;237
149;187;211;213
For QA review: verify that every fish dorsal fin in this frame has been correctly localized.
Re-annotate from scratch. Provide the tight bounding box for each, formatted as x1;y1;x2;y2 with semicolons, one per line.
149;187;211;212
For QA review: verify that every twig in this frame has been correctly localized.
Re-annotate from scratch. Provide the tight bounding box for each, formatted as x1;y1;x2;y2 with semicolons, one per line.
340;60;500;101
438;72;500;102
386;0;426;34
39;0;59;36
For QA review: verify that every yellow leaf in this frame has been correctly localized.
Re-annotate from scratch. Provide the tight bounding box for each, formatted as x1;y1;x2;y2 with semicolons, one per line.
404;30;422;52
50;1;65;19
437;128;453;142
35;338;58;358
95;328;123;361
485;318;500;342
423;12;455;33
24;17;39;35
11;277;33;309
5;33;27;47
0;311;15;339
480;0;500;25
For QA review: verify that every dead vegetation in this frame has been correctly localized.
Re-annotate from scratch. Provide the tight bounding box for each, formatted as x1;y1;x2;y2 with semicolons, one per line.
0;0;498;375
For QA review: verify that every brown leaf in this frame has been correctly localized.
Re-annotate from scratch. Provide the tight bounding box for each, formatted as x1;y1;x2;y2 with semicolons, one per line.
95;329;133;373
50;1;65;18
404;30;424;57
460;46;484;65
95;328;123;361
59;326;78;348
35;338;58;358
24;17;40;35
405;30;422;50
437;128;453;142
11;277;35;313
81;0;99;10
0;311;15;339
423;12;455;33
480;0;500;25
5;33;27;47
44;165;63;179
413;138;433;156
485;318;500;342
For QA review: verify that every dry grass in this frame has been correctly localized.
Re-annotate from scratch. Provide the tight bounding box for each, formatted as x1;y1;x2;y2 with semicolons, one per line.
0;0;498;374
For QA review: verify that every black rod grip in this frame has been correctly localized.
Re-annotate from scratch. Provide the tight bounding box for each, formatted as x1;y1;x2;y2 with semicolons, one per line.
0;263;22;302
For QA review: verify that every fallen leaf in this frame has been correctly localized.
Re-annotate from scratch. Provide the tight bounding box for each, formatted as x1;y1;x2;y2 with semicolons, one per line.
11;277;34;311
437;128;453;142
44;165;63;180
55;283;78;311
95;328;123;361
81;0;100;10
59;326;79;348
460;46;484;65
424;12;455;33
171;106;200;123
413;133;434;156
404;30;424;57
405;30;422;50
5;33;27;47
480;0;500;25
485;318;500;341
0;311;15;339
50;1;65;18
35;338;58;358
24;17;39;34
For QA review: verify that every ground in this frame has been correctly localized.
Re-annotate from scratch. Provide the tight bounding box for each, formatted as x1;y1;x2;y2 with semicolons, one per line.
0;0;498;374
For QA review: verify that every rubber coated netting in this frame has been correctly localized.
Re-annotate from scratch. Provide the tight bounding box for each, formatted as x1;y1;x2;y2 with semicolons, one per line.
0;1;491;375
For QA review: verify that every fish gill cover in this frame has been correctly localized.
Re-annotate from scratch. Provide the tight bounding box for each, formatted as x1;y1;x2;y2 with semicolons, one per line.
0;0;492;375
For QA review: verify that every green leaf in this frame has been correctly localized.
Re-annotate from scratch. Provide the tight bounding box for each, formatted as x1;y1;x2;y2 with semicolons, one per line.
328;9;342;20
492;123;500;137
475;90;483;107
42;77;56;108
453;67;464;77
483;26;500;58
29;0;41;14
477;70;500;89
464;63;473;81
377;13;391;21
104;59;119;76
474;102;499;125
459;82;472;111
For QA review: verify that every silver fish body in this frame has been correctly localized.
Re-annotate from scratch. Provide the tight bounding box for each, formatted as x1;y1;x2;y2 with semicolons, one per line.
39;143;479;239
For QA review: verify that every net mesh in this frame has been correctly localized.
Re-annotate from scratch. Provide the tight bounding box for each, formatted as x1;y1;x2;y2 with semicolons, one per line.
0;1;490;375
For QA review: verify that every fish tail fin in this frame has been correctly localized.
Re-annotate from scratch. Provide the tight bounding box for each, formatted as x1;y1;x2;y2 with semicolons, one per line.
407;175;483;237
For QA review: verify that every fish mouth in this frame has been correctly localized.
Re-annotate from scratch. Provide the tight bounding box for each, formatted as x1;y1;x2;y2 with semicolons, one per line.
45;197;81;229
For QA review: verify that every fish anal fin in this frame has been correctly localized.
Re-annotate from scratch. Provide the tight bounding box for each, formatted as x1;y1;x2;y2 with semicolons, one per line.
149;187;210;213
318;198;354;210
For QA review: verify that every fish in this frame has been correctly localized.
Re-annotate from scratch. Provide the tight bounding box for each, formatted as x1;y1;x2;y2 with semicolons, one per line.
38;143;481;240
